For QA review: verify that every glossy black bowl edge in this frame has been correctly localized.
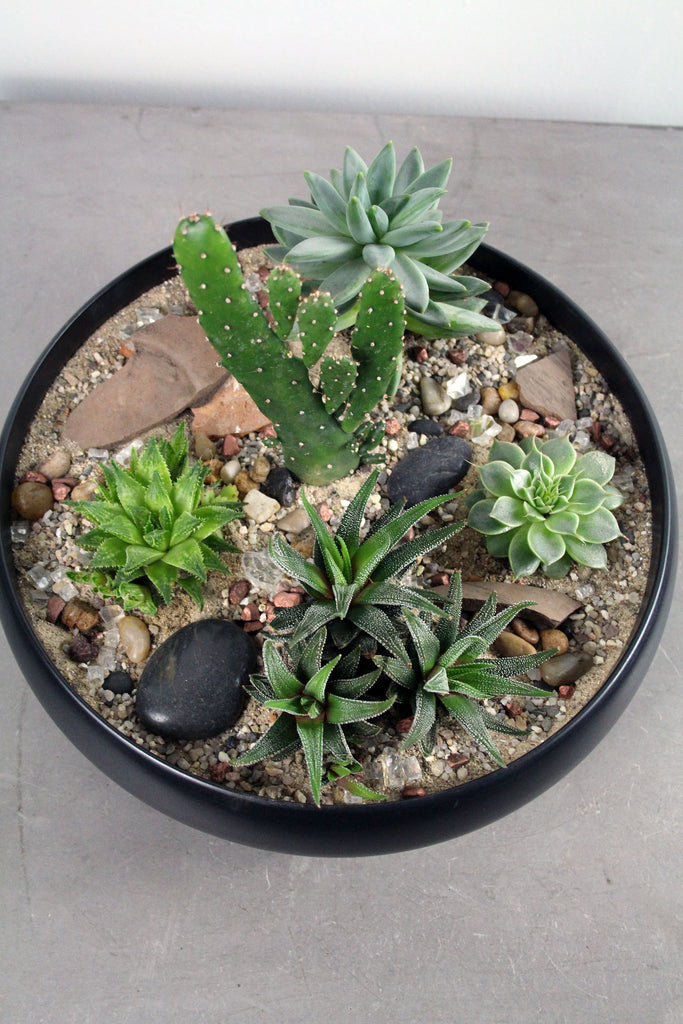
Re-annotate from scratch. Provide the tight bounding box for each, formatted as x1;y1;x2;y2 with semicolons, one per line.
0;219;677;857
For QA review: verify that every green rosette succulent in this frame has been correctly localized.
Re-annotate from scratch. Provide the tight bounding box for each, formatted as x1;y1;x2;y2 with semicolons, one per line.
233;631;394;805
68;424;241;614
261;142;499;339
467;436;624;579
267;468;463;661
377;573;554;767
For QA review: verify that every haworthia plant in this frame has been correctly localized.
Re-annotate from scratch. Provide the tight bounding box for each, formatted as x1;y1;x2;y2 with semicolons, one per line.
174;213;405;486
67;423;241;614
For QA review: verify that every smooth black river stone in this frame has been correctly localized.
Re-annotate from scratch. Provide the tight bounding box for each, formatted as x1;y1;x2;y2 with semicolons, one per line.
407;418;444;436
106;670;134;695
261;466;297;507
136;619;256;740
386;435;472;507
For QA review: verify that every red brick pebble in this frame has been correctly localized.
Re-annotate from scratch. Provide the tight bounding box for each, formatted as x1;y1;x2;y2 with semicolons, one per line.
447;753;470;769
229;580;250;604
51;477;78;501
494;280;510;296
240;602;261;622
448;421;470;438
447;347;467;365
395;717;414;735
385;417;401;436
46;595;66;623
514;420;545;439
21;470;48;484
558;684;576;700
411;346;429;363
272;591;304;608
242;621;264;633
519;408;540;422
317;503;332;522
402;785;426;798
209;762;231;782
222;435;240;456
429;572;450;587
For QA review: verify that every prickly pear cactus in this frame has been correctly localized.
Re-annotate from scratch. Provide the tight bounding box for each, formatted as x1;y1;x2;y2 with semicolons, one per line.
173;214;405;485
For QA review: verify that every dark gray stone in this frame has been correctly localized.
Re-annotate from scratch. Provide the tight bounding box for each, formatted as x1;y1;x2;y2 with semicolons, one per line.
106;670;134;695
480;288;518;323
386;436;472;507
136;619;256;740
540;651;594;689
261;466;297;507
453;388;481;412
407;418;444;436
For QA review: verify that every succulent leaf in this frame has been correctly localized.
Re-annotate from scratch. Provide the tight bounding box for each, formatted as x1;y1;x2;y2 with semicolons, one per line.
468;437;624;578
234;633;389;805
260;143;497;338
67;426;241;612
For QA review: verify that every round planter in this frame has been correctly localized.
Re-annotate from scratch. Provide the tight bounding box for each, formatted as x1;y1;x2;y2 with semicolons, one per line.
0;218;677;856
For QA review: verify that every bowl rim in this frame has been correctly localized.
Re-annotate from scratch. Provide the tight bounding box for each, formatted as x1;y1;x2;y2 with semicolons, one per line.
0;217;677;856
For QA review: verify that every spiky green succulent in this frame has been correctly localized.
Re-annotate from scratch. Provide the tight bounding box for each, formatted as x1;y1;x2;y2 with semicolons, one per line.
268;468;463;661
261;142;499;339
467;436;624;579
377;573;553;767
233;631;394;805
68;424;241;614
174;213;405;486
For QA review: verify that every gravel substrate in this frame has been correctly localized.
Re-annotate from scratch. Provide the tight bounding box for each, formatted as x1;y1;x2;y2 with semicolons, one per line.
10;248;652;806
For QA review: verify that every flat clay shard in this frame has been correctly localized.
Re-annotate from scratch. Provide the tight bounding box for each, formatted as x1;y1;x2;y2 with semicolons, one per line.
516;348;577;422
62;315;228;449
191;375;271;438
435;580;580;628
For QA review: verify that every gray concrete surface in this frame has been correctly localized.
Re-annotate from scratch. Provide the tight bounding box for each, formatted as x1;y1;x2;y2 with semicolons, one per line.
1;104;680;1024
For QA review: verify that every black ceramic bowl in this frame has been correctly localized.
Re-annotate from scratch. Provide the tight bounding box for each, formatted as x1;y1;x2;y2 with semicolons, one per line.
0;219;677;856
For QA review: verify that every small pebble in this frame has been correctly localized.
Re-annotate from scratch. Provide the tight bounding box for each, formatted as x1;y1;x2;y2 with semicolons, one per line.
11;482;54;521
70;480;99;501
514;420;545;439
540;628;569;654
480;387;502;416
508;291;539;318
250;455;271;484
541;651;594;688
61;597;100;632
475;328;506;347
420;376;452;416
511;618;540;645
38;450;71;480
220;460;241;484
493;631;537;658
106;670;134;695
194;432;216;461
118;615;151;663
261;466;296;507
498;381;520;402
498;399;520;423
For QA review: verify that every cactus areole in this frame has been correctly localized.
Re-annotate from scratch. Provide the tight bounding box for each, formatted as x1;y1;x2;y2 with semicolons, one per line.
173;214;406;486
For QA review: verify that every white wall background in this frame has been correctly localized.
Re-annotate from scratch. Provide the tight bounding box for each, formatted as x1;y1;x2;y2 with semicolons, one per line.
2;0;681;126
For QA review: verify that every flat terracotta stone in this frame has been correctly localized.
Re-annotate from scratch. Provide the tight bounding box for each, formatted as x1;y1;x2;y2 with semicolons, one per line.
191;375;271;438
435;579;580;628
62;315;227;449
516;348;577;422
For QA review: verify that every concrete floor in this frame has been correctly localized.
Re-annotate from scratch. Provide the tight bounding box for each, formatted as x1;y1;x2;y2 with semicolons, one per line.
1;105;680;1023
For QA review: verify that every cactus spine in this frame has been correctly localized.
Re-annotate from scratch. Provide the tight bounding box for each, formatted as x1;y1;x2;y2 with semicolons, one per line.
174;214;405;485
